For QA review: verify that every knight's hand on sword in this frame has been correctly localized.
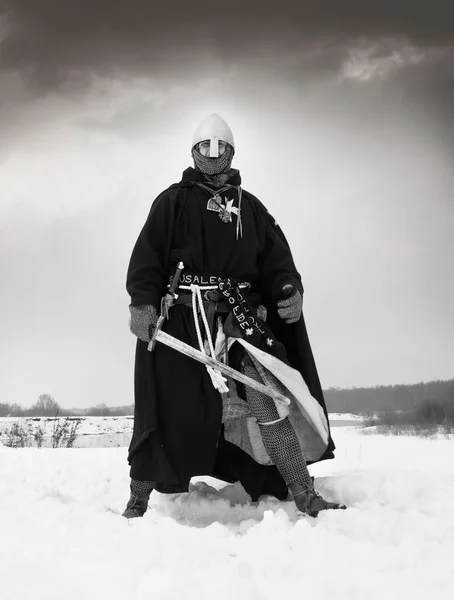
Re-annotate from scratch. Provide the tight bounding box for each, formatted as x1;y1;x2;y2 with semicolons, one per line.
148;261;184;352
146;262;291;407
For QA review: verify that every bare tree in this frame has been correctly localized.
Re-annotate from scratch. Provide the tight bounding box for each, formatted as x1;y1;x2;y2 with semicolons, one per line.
30;394;61;417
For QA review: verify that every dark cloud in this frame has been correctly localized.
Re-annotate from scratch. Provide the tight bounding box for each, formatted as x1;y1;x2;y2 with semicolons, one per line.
2;1;454;78
1;0;454;153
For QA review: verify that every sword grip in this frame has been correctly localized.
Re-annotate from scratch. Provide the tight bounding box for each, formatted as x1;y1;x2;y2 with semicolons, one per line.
167;261;184;299
162;261;185;319
148;262;185;352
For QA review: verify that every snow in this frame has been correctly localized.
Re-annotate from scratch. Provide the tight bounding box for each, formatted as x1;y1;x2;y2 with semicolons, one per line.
0;413;362;441
0;415;134;437
328;412;364;421
0;414;362;450
1;427;453;600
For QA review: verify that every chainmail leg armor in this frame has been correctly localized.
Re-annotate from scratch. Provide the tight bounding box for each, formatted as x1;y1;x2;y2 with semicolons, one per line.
242;357;314;489
130;479;154;499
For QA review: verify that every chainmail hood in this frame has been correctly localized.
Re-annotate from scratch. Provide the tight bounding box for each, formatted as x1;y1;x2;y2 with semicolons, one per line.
192;144;235;187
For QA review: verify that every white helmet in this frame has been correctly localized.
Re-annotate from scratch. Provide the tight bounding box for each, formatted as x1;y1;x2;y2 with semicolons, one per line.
192;113;235;158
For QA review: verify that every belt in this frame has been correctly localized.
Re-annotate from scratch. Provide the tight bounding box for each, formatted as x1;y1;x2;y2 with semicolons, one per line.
174;289;230;309
174;290;231;336
167;271;251;293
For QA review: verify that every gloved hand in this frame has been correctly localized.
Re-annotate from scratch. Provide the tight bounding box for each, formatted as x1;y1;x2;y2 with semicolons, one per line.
129;305;158;342
277;285;302;324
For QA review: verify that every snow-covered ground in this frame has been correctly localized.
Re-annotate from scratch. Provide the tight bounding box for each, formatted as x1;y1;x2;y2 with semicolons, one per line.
0;414;363;449
328;412;364;421
0;416;135;448
0;415;134;437
1;427;453;600
0;413;362;439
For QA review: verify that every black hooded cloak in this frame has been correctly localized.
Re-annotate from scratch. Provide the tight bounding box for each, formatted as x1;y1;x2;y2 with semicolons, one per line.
126;167;335;501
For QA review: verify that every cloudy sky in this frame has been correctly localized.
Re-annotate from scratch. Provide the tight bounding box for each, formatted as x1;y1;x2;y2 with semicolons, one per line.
1;1;453;409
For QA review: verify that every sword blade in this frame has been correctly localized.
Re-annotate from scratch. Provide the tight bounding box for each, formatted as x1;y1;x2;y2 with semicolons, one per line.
149;329;290;407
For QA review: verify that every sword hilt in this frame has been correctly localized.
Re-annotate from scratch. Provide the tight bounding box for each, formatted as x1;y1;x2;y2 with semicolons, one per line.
162;261;184;318
167;261;184;299
148;261;184;352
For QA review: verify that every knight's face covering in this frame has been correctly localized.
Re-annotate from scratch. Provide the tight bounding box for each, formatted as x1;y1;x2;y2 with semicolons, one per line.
192;144;234;175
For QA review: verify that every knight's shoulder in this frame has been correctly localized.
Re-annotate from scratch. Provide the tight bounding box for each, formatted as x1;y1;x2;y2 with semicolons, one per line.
150;182;193;207
242;189;266;210
242;189;278;225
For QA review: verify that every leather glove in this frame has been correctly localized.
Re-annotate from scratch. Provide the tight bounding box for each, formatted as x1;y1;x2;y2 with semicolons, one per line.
277;285;302;324
129;305;158;342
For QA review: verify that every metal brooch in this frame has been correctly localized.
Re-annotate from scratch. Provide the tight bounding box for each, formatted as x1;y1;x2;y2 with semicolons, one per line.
206;196;238;224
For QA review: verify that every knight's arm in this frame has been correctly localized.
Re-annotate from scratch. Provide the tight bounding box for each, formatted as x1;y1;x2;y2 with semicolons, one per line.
255;199;303;303
126;190;177;309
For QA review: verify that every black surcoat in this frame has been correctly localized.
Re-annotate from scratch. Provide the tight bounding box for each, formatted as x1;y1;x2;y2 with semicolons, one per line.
126;167;335;500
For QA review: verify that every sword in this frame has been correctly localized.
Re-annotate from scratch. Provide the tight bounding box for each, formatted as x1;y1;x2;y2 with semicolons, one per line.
148;261;184;351
149;328;291;408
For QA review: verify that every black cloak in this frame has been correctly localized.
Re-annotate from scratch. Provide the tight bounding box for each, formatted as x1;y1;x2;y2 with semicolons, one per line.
126;167;335;501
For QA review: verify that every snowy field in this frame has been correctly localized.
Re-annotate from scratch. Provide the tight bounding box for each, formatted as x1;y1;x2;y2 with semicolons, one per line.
0;413;363;436
0;414;363;448
0;415;134;437
1;427;453;600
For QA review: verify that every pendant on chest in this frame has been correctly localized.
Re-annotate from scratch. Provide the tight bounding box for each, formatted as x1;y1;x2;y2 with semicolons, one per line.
206;194;238;224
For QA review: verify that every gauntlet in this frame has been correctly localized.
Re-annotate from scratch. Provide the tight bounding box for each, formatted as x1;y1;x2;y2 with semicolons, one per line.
129;305;158;342
277;285;302;324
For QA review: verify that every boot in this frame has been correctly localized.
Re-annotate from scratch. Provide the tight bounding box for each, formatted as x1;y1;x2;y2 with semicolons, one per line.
122;492;150;519
289;481;346;518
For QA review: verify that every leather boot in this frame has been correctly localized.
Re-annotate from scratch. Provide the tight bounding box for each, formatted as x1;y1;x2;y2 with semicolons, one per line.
122;490;152;519
289;480;346;518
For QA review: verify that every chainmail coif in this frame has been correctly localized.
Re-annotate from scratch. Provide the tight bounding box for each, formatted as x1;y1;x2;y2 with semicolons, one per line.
192;144;237;187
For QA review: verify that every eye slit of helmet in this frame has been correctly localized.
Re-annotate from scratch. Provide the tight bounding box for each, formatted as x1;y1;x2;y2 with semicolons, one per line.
197;140;227;156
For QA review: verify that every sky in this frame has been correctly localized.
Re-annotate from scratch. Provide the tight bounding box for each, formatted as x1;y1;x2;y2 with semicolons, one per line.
1;1;453;408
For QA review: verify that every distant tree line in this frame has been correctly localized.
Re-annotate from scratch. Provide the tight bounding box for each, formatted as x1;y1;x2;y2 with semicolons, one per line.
69;403;134;417
1;379;453;418
0;394;134;418
325;379;454;415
